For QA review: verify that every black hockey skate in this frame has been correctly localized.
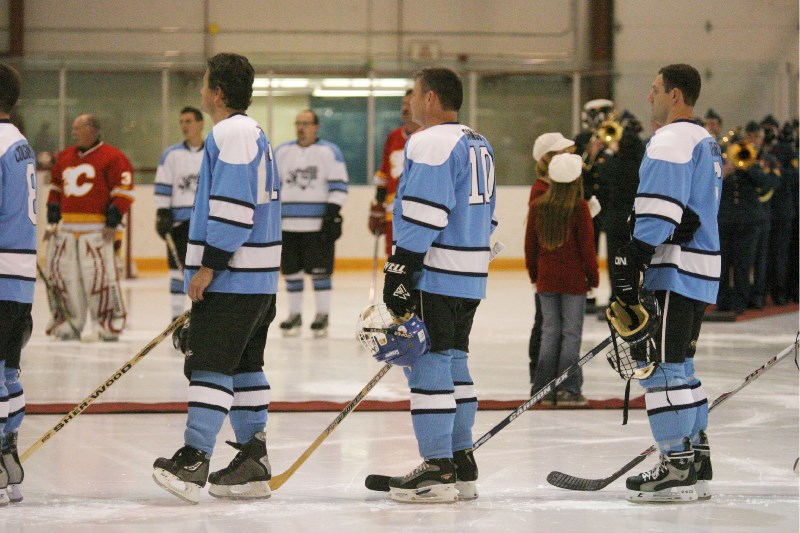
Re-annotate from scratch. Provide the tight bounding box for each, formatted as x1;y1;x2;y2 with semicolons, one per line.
280;314;302;337
387;458;458;503
153;445;210;504
453;449;479;500
694;431;712;500
1;433;23;503
208;432;272;500
310;314;329;338
626;439;697;503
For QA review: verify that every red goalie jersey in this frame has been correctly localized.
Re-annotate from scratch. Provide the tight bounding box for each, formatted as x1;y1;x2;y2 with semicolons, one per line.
48;142;135;232
373;126;411;224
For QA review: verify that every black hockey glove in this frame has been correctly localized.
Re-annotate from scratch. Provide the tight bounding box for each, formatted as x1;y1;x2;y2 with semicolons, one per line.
383;248;424;317
47;203;61;224
668;207;700;245
155;208;173;240
320;203;343;244
105;205;123;228
609;239;655;306
172;315;190;354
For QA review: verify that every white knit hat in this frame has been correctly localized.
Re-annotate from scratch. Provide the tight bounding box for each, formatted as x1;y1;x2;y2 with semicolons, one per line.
548;153;583;183
532;132;575;161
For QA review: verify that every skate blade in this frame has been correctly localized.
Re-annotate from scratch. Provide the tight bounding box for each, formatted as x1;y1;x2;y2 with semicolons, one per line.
627;485;698;503
388;484;458;503
312;328;328;338
7;484;22;503
208;481;271;500
152;469;202;504
695;480;711;500
455;480;478;501
281;327;301;338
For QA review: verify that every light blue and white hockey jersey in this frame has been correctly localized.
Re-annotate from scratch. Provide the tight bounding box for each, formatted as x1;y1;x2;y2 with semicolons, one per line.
184;114;281;294
0;119;36;303
634;120;723;304
394;123;498;300
154;141;204;223
274;139;348;232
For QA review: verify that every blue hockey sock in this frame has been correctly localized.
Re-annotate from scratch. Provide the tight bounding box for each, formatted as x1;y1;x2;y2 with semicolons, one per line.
185;370;233;455
684;357;709;444
450;349;477;452
229;371;270;443
640;362;695;454
404;350;455;459
3;367;24;436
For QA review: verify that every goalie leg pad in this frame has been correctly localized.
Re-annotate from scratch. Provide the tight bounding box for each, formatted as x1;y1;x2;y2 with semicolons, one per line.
77;233;126;339
45;232;87;337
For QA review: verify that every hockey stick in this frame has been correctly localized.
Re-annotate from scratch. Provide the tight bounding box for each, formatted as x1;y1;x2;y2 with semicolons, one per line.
368;231;380;305
165;233;184;271
19;310;191;463
268;362;392;490
365;334;613;491
274;240;507;491
36;262;82;339
546;339;799;491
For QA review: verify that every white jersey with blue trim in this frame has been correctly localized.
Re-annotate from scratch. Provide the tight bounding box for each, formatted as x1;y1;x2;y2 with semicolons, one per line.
154;141;203;223
395;123;498;300
0;120;37;303
184;114;281;294
275;139;348;232
635;120;723;304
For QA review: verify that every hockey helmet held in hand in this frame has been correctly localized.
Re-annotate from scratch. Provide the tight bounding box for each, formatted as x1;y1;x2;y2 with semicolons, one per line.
357;303;430;367
606;290;661;346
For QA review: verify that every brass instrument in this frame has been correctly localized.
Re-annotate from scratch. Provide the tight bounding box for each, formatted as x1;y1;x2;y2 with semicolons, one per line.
724;141;758;170
596;117;623;144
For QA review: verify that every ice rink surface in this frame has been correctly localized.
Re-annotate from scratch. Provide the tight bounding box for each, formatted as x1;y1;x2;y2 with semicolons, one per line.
4;271;798;532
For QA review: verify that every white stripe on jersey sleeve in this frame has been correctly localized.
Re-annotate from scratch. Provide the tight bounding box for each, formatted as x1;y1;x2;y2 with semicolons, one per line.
650;244;721;278
401;198;448;229
425;246;490;274
634;196;683;225
214;115;260;165
228;244;281;270
209;198;254;227
0;251;35;279
327;189;347;206
647;122;711;164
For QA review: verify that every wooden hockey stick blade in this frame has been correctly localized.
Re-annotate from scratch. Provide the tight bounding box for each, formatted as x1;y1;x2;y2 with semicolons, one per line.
364;336;614;493
547;340;798;491
19;310;191;463
269;363;392;490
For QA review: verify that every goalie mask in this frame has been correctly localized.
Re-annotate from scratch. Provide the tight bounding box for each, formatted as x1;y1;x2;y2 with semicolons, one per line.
357;303;430;367
605;290;661;346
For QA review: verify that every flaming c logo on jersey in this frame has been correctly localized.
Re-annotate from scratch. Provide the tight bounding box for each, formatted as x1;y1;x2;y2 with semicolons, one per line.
62;163;96;197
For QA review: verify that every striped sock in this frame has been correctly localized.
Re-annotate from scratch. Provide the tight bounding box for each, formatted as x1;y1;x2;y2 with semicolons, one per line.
405;351;455;459
229;372;270;443
450;349;477;452
185;370;233;455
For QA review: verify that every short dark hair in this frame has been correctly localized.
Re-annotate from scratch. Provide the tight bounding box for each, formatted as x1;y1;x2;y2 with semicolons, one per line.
744;120;762;134
299;109;319;125
404;88;413;97
180;106;203;121
658;64;701;107
416;67;463;112
206;53;254;112
0;63;21;114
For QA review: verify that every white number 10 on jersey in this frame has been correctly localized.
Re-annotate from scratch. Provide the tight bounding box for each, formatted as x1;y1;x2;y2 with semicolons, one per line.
468;145;495;205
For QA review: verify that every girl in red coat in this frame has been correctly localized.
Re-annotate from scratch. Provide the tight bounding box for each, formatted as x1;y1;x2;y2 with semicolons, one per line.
526;153;599;405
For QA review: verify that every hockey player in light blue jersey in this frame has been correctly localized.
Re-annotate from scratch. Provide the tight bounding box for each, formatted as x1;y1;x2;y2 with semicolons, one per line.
154;106;205;320
378;67;497;503
609;64;722;503
153;53;281;504
0;62;35;505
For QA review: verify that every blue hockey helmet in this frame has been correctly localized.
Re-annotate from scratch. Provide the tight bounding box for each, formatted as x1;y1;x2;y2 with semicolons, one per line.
357;304;430;367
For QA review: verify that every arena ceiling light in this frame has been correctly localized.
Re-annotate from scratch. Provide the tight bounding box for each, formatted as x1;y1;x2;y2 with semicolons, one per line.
252;78;310;89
